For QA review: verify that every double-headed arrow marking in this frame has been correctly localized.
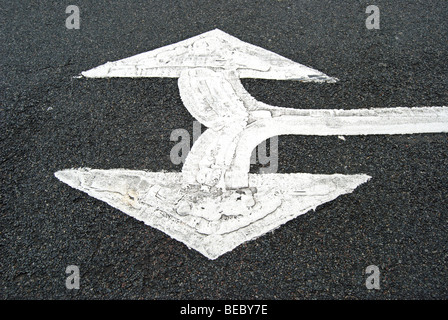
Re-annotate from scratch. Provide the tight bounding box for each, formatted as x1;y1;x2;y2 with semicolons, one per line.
56;29;448;259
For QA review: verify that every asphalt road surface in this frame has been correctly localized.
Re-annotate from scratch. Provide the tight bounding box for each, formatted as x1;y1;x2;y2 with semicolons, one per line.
1;0;447;300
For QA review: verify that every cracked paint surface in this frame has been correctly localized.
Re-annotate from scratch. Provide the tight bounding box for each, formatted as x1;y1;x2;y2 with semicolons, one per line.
55;169;371;259
80;29;337;82
56;29;448;259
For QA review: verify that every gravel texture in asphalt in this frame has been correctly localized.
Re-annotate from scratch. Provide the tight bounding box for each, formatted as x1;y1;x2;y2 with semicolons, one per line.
1;0;447;299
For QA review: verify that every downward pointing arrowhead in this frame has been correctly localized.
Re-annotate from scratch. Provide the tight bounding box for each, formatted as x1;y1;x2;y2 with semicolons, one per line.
55;168;371;259
81;29;337;82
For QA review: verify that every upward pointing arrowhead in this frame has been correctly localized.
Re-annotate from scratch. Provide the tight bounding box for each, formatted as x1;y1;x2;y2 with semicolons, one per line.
81;29;337;82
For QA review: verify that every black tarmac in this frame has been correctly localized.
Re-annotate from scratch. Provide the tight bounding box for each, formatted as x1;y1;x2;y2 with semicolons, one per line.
1;0;447;299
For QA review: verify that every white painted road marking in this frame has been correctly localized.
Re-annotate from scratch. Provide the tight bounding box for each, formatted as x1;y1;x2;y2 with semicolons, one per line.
55;169;371;259
81;29;337;82
56;29;448;259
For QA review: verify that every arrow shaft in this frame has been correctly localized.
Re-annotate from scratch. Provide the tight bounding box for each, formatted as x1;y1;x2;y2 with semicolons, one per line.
223;107;448;189
256;106;448;135
180;68;448;189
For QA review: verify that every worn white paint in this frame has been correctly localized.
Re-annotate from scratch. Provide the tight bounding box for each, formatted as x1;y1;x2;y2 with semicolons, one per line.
176;66;448;189
80;29;337;82
80;29;448;190
56;29;448;259
55;169;370;259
